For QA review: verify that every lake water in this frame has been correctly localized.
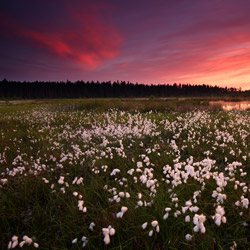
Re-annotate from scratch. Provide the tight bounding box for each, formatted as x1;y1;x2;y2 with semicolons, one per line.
210;101;250;111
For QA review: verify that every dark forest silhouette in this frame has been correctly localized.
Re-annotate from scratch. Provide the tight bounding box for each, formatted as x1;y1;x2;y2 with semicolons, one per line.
0;79;248;99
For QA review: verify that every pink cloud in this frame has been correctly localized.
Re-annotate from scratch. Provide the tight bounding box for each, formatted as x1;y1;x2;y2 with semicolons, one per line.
0;4;123;71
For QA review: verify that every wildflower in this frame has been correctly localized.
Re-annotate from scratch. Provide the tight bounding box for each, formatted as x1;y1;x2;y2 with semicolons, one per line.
23;236;32;245
151;220;158;227
102;226;115;245
121;206;128;213
103;234;110;245
89;222;95;231
212;206;226;226
116;206;128;218
58;176;64;184
137;200;143;206
110;169;120;176
12;240;18;248
193;214;206;233
119;192;125;197
109;227;115;236
19;241;26;248
12;236;18;242
33;242;39;248
241;196;249;209
185;234;192;241
185;215;191;222
163;213;169;220
137;162;143;168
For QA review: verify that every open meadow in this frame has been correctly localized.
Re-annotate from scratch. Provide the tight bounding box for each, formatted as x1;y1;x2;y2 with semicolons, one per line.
0;99;250;249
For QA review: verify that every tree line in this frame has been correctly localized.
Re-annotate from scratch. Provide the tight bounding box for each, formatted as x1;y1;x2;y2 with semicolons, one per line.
0;79;248;99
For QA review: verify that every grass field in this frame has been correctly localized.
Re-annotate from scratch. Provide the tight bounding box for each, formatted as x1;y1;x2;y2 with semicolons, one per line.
0;99;250;249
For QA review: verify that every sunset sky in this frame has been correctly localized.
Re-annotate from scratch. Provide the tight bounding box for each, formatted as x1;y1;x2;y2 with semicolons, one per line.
1;0;250;89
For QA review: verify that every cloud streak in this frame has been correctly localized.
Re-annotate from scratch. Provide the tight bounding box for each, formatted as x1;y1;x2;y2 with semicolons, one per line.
0;2;122;71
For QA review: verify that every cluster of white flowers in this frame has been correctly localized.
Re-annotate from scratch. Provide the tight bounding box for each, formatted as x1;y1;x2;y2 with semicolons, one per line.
8;235;38;249
116;206;128;218
102;226;116;245
141;220;160;236
78;200;87;212
2;108;250;248
193;214;206;233
212;206;226;226
72;236;88;248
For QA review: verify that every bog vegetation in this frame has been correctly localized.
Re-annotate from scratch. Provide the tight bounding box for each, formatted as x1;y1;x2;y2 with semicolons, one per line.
0;99;250;249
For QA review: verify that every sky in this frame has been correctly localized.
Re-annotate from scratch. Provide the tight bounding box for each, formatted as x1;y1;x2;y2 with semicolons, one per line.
1;0;250;90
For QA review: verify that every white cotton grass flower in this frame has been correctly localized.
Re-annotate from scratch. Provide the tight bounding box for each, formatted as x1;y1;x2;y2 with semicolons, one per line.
58;176;64;184
137;161;143;168
125;192;130;198
142;222;148;229
103;234;110;245
81;236;88;248
78;200;84;211
102;225;115;245
189;206;199;213
116;206;128;218
116;211;123;218
151;220;158;227
110;169;120;176
230;241;237;250
19;241;26;248
185;234;193;241
12;236;18;242
23;235;33;245
148;230;153;237
163;213;169;220
174;210;181;217
119;192;125;197
12;240;18;248
121;206;128;213
72;238;77;244
9;235;38;249
109;227;116;236
137;200;143;206
33;242;39;248
212;206;226;226
102;228;109;235
9;235;19;249
185;215;191;222
241;196;249;209
89;222;95;231
193;214;206;233
163;207;171;219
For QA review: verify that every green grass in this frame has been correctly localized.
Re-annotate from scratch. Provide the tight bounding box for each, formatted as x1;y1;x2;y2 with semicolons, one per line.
0;99;250;249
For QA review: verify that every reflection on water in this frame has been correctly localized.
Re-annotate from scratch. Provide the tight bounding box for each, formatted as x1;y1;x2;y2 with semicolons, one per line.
210;101;250;111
